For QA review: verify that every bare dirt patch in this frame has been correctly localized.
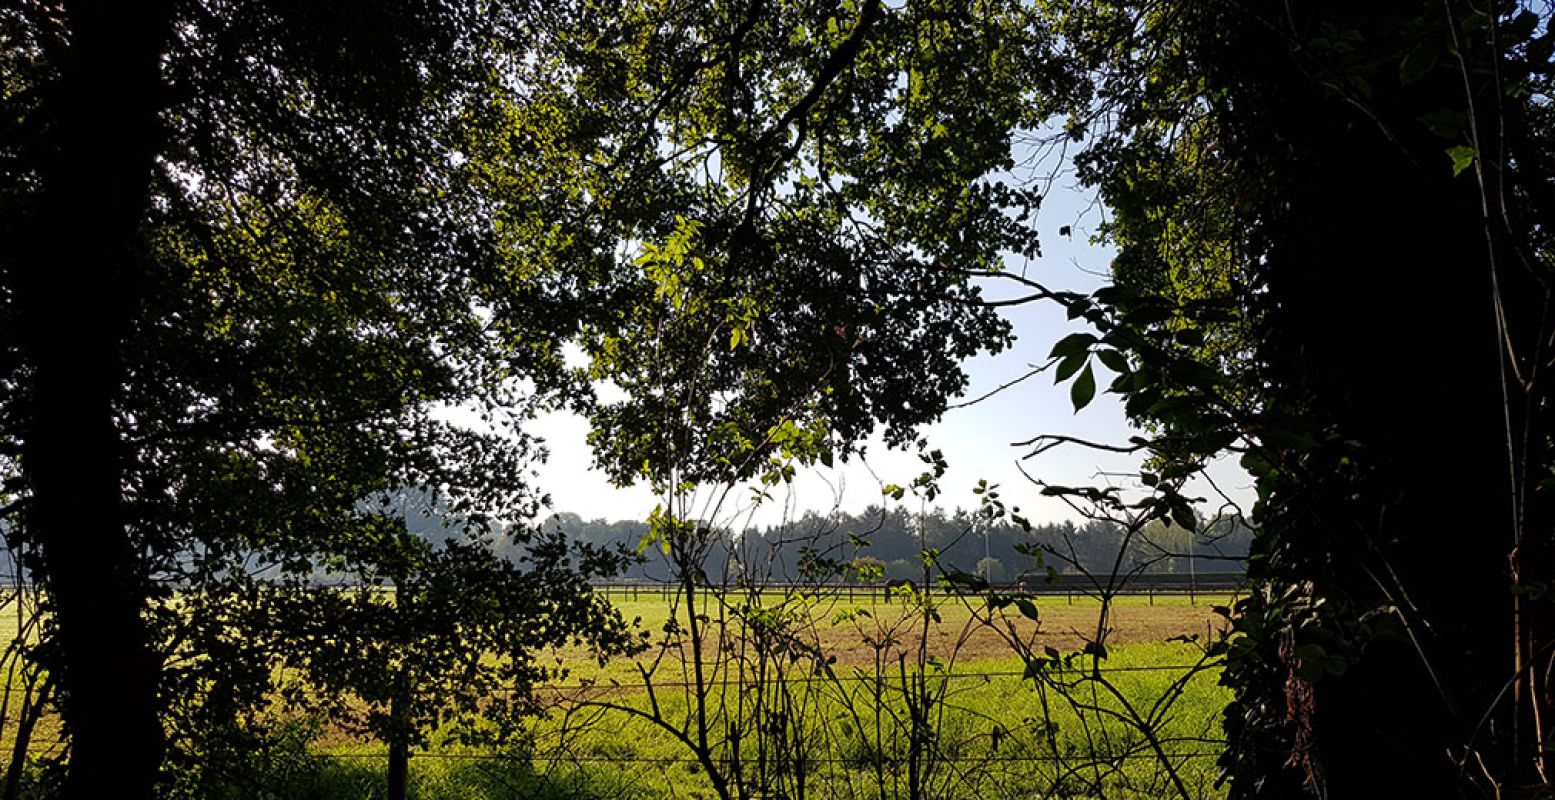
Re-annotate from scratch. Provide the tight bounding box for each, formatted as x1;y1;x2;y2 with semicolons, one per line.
815;602;1230;667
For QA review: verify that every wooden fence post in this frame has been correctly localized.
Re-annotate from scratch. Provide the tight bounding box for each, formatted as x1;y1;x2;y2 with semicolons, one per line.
387;725;409;800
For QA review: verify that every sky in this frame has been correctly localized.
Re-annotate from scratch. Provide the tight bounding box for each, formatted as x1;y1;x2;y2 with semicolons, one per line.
519;173;1256;530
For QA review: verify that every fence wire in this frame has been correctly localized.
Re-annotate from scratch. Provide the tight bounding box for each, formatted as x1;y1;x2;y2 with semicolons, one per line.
313;750;1228;764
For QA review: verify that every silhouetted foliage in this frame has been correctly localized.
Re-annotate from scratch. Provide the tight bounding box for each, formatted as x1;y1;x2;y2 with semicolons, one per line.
1040;1;1555;796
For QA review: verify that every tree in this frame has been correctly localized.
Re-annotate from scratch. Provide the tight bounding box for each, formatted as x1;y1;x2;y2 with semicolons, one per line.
975;556;1004;584
4;4;173;794
1041;1;1555;796
462;0;1074;491
0;0;1082;794
0;2;631;795
480;4;1082;798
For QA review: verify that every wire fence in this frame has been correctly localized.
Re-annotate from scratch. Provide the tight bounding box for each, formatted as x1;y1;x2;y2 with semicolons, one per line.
589;575;1246;606
296;658;1230;782
313;749;1229;764
0;578;1238;794
523;662;1222;693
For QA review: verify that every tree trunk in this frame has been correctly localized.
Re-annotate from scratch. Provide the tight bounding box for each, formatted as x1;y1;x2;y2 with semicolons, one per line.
14;3;172;798
387;733;409;800
1210;4;1540;797
387;660;412;800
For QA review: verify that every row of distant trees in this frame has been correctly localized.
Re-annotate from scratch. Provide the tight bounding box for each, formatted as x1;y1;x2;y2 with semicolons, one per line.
497;506;1252;583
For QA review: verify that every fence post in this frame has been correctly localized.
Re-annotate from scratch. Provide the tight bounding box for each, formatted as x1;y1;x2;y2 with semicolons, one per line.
387;682;410;800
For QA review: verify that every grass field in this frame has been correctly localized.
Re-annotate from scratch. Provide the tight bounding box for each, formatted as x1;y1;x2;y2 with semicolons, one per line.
0;588;1237;799
307;589;1235;799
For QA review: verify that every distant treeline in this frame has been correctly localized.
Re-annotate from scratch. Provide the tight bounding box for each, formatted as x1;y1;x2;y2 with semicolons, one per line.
494;506;1252;584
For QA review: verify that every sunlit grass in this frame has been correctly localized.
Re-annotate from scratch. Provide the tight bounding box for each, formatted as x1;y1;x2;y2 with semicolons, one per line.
309;643;1228;800
0;587;1235;798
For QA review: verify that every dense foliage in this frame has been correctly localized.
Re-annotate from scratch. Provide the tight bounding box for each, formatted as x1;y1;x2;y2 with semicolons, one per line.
478;0;1069;489
1043;1;1555;796
0;0;1059;795
5;1;1551;797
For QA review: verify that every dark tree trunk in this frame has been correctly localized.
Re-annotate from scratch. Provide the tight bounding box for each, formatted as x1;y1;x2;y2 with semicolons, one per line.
387;669;411;800
14;3;172;797
1262;125;1512;797
387;735;409;800
1210;4;1544;797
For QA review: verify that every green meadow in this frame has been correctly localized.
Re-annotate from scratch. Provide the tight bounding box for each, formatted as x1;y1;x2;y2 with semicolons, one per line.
0;589;1235;799
305;589;1233;799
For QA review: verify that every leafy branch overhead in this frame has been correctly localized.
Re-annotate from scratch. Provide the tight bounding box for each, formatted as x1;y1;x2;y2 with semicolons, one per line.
483;0;1066;489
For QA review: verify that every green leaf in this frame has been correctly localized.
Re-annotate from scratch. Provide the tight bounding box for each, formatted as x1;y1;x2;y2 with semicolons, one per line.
1173;327;1205;347
1419;108;1467;138
1070;363;1096;411
1240;450;1277;479
1092;285;1134;304
1015;597;1040;621
1461;11;1491;32
1124;304;1174;326
1048;332;1096;360
1293;643;1331;680
1400;48;1439;85
1447;145;1476;176
1054;352;1087;382
1170;501;1197;532
1095;348;1128;373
